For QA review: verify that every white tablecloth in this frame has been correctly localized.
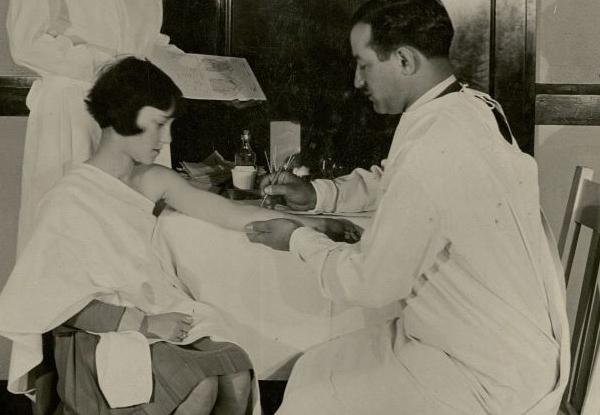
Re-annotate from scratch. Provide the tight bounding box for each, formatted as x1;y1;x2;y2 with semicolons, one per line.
154;209;401;380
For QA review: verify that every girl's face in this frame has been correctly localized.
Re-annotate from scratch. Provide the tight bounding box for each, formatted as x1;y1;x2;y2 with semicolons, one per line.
128;105;175;164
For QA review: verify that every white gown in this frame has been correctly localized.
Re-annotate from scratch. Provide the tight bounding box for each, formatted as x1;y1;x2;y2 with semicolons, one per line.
282;81;569;415
7;0;171;253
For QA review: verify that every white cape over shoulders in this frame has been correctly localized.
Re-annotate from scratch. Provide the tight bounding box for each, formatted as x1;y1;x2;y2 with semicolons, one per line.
0;164;241;408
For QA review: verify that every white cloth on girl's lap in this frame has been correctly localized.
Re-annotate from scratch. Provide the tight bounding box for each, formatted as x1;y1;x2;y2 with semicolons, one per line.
0;164;233;407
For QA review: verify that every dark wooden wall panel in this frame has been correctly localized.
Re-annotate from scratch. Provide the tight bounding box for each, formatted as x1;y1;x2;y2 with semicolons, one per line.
162;0;225;55
162;0;240;165
227;0;399;174
445;0;491;93
534;84;600;126
221;0;500;172
536;84;600;95
493;0;536;154
1;0;538;163
0;77;35;116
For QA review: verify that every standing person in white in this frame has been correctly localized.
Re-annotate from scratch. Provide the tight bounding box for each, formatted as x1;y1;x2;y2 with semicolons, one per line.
7;0;173;253
247;0;569;414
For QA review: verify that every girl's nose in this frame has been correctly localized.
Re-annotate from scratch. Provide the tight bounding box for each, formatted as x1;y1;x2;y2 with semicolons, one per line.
160;120;174;144
160;132;172;144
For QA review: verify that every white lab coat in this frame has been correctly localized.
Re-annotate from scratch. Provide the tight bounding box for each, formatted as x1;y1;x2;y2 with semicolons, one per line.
282;81;569;415
7;0;170;253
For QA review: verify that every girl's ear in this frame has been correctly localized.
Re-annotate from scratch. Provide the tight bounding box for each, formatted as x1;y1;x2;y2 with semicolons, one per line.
136;106;159;130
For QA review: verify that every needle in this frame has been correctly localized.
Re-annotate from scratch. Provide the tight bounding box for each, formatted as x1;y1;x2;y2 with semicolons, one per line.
259;154;295;208
259;166;284;208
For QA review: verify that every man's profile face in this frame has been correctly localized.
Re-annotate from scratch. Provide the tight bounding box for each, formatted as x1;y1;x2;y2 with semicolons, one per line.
350;23;404;115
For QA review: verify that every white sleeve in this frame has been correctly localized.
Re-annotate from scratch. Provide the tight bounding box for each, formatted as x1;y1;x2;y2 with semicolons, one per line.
291;170;440;308
312;164;384;213
6;0;114;81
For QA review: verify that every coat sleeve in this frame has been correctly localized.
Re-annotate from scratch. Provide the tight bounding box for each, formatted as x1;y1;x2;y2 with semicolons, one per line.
6;0;114;81
312;164;384;213
62;300;143;333
291;170;443;308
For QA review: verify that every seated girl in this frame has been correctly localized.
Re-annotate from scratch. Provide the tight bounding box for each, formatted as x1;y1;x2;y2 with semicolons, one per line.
0;56;359;415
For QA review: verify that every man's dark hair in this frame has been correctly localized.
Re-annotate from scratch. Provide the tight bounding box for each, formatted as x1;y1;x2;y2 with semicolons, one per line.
351;0;454;60
86;56;182;136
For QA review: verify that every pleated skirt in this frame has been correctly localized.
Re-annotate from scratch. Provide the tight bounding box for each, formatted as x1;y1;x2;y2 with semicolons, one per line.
53;328;253;415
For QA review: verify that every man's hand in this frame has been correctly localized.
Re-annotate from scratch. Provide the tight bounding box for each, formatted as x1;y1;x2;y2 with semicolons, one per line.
315;218;363;243
258;171;317;211
142;312;193;342
245;218;304;251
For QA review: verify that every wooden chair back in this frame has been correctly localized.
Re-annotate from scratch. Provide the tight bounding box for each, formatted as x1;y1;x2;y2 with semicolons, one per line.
558;166;600;415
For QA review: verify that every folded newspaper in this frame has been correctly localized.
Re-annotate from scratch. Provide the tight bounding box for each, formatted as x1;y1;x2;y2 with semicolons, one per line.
150;45;267;101
180;151;235;189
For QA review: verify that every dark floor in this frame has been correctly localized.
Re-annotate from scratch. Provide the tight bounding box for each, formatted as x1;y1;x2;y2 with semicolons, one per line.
259;380;287;415
0;380;32;415
0;380;287;415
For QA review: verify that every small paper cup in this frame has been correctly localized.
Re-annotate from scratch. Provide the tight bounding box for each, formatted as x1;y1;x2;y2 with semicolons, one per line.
232;166;257;190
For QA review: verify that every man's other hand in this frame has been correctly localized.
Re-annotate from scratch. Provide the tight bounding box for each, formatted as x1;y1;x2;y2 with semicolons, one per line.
316;218;363;243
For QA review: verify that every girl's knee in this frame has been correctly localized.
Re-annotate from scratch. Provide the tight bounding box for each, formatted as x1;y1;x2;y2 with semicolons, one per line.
203;376;219;394
219;370;252;398
211;371;252;415
174;376;219;415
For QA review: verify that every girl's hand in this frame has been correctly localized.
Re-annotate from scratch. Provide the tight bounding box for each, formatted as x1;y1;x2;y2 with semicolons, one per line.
142;312;193;342
245;219;303;251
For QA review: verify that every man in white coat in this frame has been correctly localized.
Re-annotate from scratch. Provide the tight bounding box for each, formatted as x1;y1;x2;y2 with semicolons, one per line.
246;0;569;414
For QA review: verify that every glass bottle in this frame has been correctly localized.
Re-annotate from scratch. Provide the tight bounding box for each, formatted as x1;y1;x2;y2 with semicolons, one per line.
234;129;257;166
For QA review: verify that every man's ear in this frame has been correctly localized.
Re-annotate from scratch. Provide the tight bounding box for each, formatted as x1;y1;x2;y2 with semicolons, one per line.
394;46;419;75
136;106;158;131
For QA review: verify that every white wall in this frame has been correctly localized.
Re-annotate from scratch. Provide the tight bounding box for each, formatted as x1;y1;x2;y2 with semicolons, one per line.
536;0;600;85
536;127;600;236
535;0;600;324
536;0;600;234
0;117;26;380
0;0;30;380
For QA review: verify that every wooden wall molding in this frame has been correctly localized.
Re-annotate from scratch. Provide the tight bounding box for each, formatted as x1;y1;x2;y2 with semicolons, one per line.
536;83;600;96
0;76;35;116
536;93;600;126
535;83;600;126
